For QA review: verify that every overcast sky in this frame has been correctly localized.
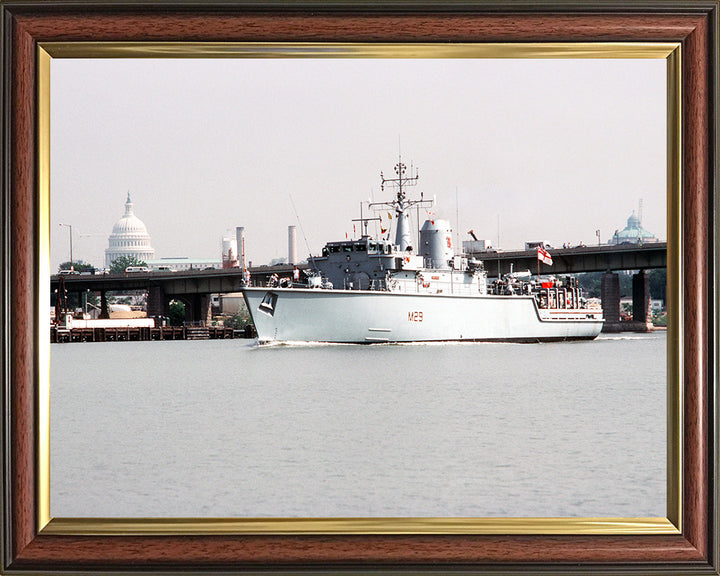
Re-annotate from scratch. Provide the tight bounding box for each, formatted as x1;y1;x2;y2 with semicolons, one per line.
50;57;666;271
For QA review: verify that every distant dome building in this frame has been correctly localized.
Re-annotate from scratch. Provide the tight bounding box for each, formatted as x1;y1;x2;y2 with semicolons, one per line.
608;210;658;245
105;193;155;267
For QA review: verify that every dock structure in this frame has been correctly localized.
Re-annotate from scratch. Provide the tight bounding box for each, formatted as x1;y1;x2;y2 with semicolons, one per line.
51;325;236;344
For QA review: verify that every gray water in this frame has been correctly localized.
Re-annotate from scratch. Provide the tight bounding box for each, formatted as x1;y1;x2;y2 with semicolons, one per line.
50;332;666;518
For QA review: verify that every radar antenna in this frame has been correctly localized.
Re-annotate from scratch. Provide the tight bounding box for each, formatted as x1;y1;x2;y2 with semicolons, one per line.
370;156;433;214
379;156;418;203
351;202;381;237
369;155;434;252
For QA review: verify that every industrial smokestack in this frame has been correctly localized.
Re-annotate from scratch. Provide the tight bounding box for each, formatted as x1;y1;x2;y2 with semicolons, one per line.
288;225;297;265
236;227;246;270
222;233;238;269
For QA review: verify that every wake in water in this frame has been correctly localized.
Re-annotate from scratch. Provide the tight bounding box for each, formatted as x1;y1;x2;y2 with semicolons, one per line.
249;339;356;349
596;335;662;341
251;339;533;348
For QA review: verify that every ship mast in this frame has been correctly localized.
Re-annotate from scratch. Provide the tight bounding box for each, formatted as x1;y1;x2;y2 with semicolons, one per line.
370;156;432;252
351;202;381;237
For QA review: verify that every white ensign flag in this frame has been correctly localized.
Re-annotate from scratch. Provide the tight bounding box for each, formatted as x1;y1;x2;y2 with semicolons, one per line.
537;246;553;266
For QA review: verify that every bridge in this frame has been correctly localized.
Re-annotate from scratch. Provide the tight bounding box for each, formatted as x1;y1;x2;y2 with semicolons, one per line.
51;265;296;324
51;243;666;331
476;242;667;332
475;242;666;276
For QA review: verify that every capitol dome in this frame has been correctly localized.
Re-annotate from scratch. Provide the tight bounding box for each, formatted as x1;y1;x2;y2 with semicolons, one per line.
608;210;657;245
105;193;155;268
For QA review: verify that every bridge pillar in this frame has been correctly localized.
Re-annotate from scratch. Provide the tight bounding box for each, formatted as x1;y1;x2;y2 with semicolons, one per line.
600;271;622;332
146;285;167;318
99;290;109;319
188;294;213;324
200;294;213;325
631;270;653;331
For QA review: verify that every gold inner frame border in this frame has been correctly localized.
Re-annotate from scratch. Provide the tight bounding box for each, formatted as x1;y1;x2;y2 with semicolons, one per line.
36;41;682;537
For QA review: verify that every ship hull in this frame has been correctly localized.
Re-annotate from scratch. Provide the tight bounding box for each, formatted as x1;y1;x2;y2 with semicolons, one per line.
241;287;603;344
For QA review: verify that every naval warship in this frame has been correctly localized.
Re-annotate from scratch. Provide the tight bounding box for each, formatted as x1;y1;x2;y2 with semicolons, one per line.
241;159;604;344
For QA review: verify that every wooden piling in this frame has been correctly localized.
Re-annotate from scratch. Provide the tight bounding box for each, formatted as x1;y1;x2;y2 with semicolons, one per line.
51;324;240;343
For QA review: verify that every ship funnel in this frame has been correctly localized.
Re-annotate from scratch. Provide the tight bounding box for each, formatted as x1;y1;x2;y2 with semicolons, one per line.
420;219;454;269
288;225;297;265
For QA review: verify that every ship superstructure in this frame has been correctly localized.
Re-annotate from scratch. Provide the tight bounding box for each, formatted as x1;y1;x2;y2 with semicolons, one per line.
241;158;603;343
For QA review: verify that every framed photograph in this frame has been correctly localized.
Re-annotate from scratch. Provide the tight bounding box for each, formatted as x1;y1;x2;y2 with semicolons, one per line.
47;46;673;522
2;1;716;574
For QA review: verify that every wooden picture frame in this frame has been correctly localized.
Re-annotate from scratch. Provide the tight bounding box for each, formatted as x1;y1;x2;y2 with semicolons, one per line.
2;1;717;573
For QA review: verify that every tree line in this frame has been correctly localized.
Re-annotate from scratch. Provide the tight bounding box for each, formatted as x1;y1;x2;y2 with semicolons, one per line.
59;255;147;274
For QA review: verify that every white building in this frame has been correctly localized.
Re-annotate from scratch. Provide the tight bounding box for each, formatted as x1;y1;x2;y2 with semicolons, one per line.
105;194;155;268
146;257;222;271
